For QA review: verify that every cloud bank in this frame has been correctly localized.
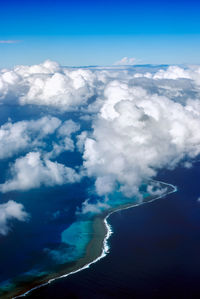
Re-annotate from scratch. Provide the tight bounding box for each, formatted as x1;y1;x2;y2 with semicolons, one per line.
0;60;96;110
1;60;200;232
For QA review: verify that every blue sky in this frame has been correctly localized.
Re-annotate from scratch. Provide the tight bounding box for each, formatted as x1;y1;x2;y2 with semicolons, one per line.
0;0;200;67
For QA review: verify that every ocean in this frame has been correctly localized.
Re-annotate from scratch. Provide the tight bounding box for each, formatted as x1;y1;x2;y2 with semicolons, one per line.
25;162;200;299
0;103;200;298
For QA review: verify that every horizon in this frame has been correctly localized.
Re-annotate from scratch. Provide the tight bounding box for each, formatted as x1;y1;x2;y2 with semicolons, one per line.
0;0;200;67
2;61;200;70
1;2;200;296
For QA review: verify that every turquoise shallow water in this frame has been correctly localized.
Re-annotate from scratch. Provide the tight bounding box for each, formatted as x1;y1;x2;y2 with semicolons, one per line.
61;220;93;262
57;189;148;266
0;183;152;298
107;190;144;207
26;164;200;299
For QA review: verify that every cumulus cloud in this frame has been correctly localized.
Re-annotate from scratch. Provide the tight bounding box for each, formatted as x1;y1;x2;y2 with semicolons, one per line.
45;119;80;158
76;131;88;152
0;152;81;192
113;57;138;66
0;116;61;159
1;61;200;114
1;61;200;202
153;66;191;80
58;120;80;137
0;60;97;110
83;80;200;197
0;116;82;161
133;65;200;86
0;200;28;235
76;198;110;215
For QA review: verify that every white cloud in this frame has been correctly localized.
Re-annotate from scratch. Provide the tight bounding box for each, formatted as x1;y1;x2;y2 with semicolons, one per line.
1;61;200;201
0;200;28;235
76;198;110;215
0;60;97;110
95;176;116;196
147;182;167;197
0;152;81;192
0;116;61;159
15;60;61;75
76;131;88;152
153;66;191;80
0;116;82;161
46;120;80;159
83;80;200;197
113;57;138;66
134;65;200;85
58;120;80;137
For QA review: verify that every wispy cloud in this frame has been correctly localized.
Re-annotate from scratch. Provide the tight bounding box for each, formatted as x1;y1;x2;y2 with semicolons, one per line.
0;40;20;44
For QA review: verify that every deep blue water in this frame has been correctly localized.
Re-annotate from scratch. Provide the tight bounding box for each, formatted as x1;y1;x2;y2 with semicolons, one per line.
1;103;200;298
0;104;94;294
0;103;147;297
0;182;88;286
0;182;143;295
26;162;200;299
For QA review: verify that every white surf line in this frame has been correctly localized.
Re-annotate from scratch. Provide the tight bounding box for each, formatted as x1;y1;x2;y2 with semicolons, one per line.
13;218;113;298
13;180;177;299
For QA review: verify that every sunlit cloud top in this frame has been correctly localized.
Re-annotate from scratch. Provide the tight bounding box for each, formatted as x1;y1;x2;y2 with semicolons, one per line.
1;60;200;232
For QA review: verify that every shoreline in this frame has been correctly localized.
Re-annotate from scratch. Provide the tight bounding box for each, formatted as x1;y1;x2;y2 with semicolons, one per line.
6;181;177;299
